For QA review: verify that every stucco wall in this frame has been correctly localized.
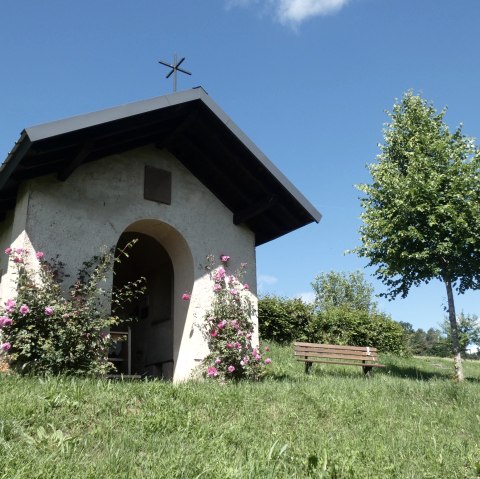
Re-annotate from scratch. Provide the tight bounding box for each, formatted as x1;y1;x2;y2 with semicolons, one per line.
0;144;258;381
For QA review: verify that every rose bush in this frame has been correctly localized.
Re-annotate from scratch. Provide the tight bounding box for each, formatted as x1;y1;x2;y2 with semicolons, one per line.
198;254;271;381
0;244;145;376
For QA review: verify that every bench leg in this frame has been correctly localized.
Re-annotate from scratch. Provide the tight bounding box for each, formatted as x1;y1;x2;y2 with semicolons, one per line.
362;365;373;376
305;361;313;374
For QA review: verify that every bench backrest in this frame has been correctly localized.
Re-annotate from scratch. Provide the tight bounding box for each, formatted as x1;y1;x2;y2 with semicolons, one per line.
294;342;380;363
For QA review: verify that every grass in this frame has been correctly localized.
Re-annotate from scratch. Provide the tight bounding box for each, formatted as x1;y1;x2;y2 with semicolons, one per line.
1;344;480;478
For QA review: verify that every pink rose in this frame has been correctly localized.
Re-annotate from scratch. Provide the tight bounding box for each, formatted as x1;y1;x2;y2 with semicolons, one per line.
182;293;191;301
213;283;222;292
210;329;218;337
213;267;226;281
217;320;227;330
228;365;235;373
225;342;233;349
4;299;15;312
246;332;252;340
220;255;230;263
231;320;239;330
1;342;11;351
13;257;24;264
255;354;261;360
4;247;12;255
0;316;12;327
36;252;45;259
207;366;218;377
45;306;54;316
265;346;270;352
264;358;272;364
19;304;30;315
215;358;221;365
14;248;23;254
234;342;242;350
243;283;249;291
230;289;238;296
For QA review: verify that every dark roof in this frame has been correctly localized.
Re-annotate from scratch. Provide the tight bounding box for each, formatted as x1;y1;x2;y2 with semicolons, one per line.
0;87;321;246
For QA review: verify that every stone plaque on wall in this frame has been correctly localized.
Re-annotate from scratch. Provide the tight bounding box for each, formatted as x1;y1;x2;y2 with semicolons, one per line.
144;166;172;205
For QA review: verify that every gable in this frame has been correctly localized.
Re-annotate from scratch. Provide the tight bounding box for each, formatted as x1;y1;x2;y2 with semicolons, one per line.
0;88;321;246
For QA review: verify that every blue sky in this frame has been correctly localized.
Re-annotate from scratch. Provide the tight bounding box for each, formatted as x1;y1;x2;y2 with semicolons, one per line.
1;0;479;331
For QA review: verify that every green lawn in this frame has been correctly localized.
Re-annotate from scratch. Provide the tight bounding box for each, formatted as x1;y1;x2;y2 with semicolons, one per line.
1;344;480;478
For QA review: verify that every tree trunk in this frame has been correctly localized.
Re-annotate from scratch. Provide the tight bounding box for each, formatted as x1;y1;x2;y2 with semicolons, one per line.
444;279;464;381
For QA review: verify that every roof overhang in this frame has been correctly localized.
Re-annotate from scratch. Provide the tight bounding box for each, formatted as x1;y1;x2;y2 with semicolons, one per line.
0;87;321;246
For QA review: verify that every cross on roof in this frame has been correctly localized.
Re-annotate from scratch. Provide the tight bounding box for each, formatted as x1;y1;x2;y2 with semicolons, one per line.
158;54;192;92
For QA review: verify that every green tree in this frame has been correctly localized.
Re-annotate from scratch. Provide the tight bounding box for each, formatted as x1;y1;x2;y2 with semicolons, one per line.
440;312;480;357
311;271;377;313
355;91;480;380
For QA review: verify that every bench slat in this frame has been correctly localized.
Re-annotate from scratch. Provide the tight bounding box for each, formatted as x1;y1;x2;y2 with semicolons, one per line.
294;342;378;353
294;351;379;362
295;358;385;368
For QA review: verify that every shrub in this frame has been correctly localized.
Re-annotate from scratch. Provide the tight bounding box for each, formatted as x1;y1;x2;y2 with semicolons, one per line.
199;254;270;381
258;295;314;343
308;305;408;355
0;244;145;375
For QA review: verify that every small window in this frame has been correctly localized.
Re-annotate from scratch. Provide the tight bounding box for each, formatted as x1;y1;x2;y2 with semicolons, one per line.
144;166;172;205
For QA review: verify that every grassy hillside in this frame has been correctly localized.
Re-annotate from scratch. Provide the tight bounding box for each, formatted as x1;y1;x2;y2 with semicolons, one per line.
1;344;480;478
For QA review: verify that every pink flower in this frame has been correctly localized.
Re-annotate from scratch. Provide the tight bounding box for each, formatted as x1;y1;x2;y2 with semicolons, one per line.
19;304;30;315
255;354;261;360
207;366;218;377
234;342;242;350
13;257;24;264
225;342;233;349
4;299;15;312
0;316;12;327
1;342;11;351
213;283;222;292
246;332;252;340
243;356;249;364
4;247;12;255
240;360;245;366
213;267;226;281
265;346;270;352
182;293;191;301
231;320;239;330
215;358;221;365
264;358;272;364
217;320;227;330
210;329;218;337
36;252;45;259
230;289;238;296
243;283;249;291
228;365;235;373
44;306;54;316
237;330;244;336
14;248;23;254
220;254;230;263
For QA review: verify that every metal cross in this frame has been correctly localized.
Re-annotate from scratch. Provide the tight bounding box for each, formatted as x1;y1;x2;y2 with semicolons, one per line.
158;54;192;92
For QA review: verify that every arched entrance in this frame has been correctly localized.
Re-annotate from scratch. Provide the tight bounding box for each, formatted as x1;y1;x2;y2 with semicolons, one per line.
112;231;175;379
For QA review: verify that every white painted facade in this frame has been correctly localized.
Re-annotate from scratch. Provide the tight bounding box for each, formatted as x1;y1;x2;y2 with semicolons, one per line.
0;145;257;381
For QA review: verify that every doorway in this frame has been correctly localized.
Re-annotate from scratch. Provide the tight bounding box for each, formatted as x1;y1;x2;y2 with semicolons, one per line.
112;231;174;379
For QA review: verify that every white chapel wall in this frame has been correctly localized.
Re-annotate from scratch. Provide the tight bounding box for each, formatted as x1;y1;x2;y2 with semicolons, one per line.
0;144;257;380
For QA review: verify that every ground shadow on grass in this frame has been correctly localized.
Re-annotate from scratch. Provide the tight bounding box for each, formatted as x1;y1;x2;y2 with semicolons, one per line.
379;364;480;383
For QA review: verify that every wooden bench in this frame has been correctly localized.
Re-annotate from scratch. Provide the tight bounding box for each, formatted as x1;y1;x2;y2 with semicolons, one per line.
294;342;385;375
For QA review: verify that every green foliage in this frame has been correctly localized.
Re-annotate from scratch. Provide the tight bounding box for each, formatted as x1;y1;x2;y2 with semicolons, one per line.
258;295;314;343
311;270;377;312
441;312;480;356
355;91;480;379
1;244;145;376
201;255;270;381
356;91;480;299
308;306;408;354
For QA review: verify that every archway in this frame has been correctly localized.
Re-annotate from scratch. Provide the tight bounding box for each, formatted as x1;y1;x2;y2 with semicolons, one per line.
112;231;175;379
